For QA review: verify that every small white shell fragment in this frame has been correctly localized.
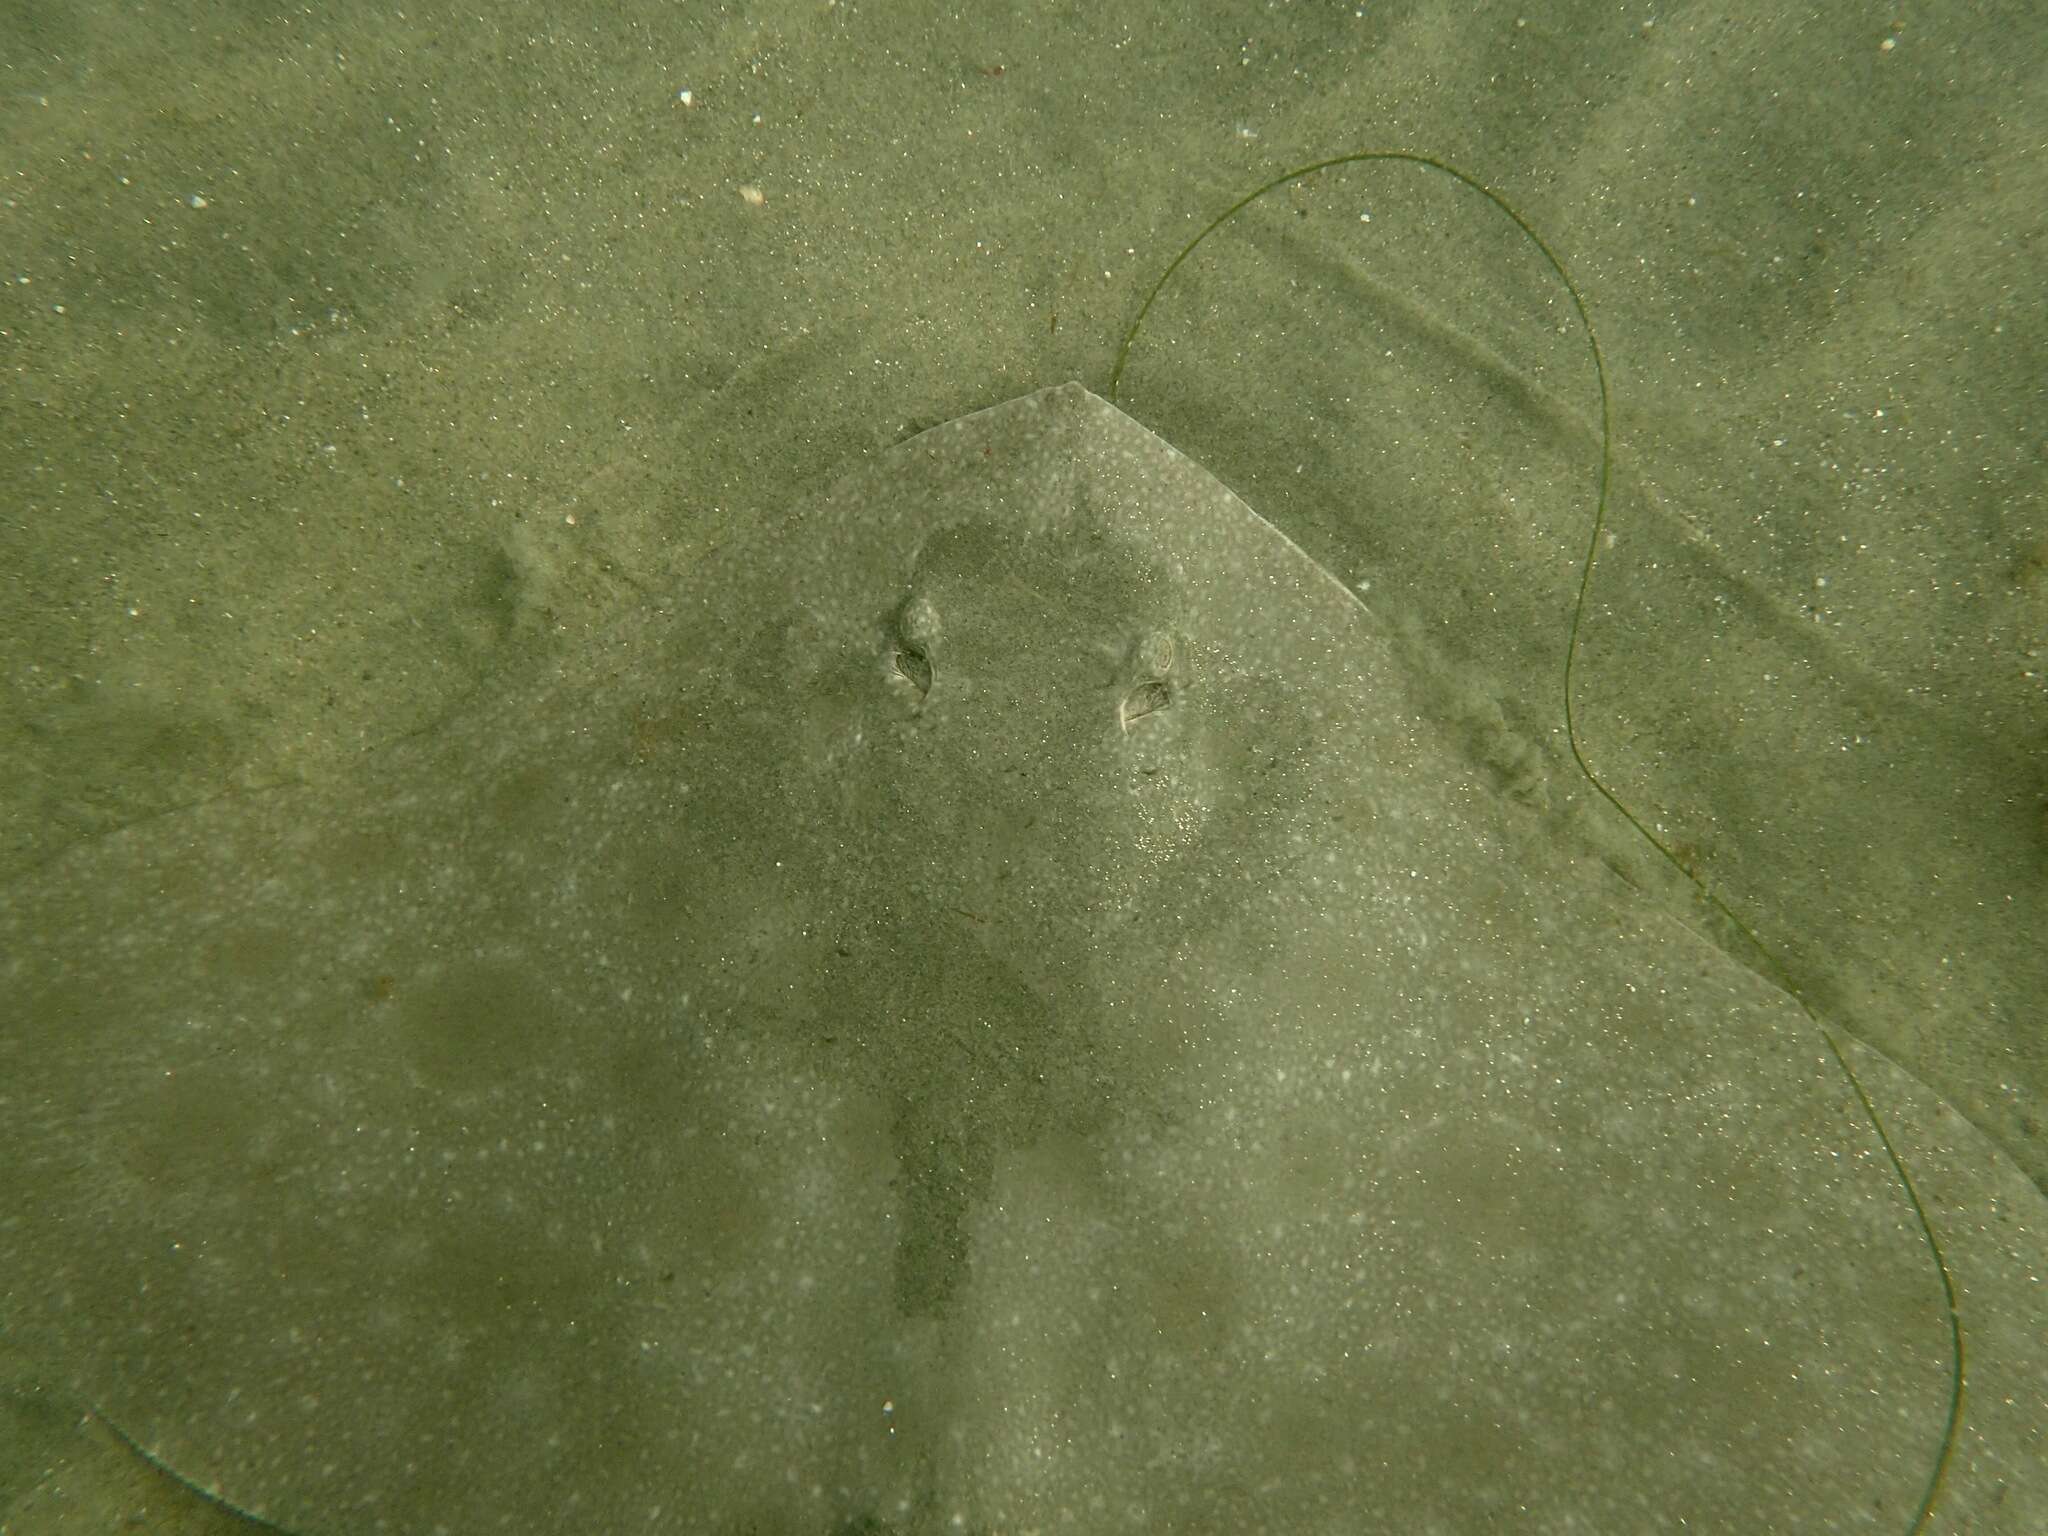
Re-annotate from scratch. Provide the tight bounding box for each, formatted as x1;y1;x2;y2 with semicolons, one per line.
738;184;766;207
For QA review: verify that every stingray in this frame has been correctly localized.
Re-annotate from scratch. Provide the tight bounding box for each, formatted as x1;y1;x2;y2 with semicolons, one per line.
0;157;2027;1535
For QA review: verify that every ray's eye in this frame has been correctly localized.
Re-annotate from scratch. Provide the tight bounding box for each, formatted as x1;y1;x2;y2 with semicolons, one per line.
1119;629;1176;731
1133;629;1176;678
893;593;941;698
